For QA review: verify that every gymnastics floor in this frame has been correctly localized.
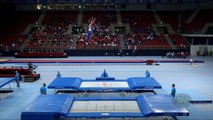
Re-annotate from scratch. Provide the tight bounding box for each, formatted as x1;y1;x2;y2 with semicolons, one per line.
0;56;213;120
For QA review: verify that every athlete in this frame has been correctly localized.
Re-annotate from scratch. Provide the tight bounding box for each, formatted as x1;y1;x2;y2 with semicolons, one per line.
85;17;96;45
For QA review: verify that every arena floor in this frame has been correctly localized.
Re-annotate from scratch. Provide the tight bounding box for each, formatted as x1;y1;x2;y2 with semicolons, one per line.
0;56;213;120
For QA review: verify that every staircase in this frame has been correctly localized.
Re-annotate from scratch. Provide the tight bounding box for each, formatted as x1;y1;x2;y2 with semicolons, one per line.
201;23;213;34
185;9;199;24
19;36;31;50
20;12;47;50
153;10;161;24
164;34;176;49
116;10;122;24
119;35;125;49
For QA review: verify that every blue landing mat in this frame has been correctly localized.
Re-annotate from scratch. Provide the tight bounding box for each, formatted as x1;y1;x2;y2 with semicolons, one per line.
177;90;212;103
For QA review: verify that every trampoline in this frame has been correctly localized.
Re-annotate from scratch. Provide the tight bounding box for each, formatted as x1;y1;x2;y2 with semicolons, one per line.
48;77;162;93
21;94;189;120
0;77;15;88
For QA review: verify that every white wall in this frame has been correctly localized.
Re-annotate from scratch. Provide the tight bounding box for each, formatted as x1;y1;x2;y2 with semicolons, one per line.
190;45;213;56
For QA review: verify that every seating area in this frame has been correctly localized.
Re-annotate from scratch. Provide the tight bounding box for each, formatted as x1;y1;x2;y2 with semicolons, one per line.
169;34;189;48
82;11;116;26
1;9;213;53
76;33;120;50
157;11;193;32
42;11;78;35
76;11;119;49
0;35;26;50
183;9;213;34
124;33;170;49
121;11;156;33
24;12;77;51
26;34;74;50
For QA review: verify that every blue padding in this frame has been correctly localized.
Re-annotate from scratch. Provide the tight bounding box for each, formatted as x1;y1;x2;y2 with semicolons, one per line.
127;77;162;89
136;94;189;116
96;77;115;80
0;77;15;88
48;77;82;89
21;94;74;120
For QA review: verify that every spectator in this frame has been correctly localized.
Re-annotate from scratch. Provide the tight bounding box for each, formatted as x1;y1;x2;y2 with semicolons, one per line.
40;83;47;95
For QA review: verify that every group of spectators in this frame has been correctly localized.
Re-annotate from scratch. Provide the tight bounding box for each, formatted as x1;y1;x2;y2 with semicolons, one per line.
164;51;189;58
43;16;72;35
28;26;75;50
124;31;164;46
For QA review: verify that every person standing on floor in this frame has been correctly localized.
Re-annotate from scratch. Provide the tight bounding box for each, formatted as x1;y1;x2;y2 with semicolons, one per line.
56;71;61;78
40;83;47;95
15;71;20;87
101;69;108;77
171;84;176;97
145;69;150;78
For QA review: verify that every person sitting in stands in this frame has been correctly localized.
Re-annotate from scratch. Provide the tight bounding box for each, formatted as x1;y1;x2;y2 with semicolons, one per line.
145;70;150;78
101;69;108;77
40;83;47;95
56;71;61;78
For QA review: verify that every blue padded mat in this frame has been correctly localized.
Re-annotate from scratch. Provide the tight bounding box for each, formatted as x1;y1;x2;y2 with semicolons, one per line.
0;77;15;88
48;77;82;89
137;94;189;116
48;77;162;90
127;77;162;89
21;94;74;120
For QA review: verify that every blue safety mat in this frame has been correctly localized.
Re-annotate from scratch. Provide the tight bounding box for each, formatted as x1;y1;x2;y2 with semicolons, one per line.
127;77;162;89
0;77;15;88
21;94;74;120
48;77;162;90
48;77;82;89
177;90;213;103
137;94;189;116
